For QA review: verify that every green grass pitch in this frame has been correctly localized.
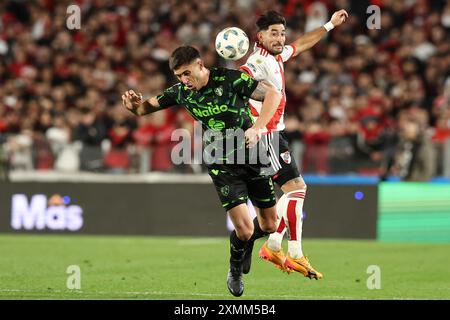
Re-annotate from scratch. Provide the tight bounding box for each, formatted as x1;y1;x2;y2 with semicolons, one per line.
0;235;449;300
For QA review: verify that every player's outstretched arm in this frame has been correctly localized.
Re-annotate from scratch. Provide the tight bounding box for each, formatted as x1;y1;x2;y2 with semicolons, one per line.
245;82;282;147
290;9;348;56
122;90;161;116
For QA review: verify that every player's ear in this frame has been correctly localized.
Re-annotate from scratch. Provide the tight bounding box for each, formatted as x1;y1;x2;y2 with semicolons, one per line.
197;59;204;70
256;31;263;43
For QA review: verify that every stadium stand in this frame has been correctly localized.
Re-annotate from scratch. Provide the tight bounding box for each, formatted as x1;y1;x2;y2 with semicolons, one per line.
0;0;449;180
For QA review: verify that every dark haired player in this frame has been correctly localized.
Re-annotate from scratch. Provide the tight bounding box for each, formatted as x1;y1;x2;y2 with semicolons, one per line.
122;45;282;296
240;9;348;279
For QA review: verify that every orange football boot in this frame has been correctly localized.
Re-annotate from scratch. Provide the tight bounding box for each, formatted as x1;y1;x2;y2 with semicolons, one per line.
284;255;323;280
259;242;291;273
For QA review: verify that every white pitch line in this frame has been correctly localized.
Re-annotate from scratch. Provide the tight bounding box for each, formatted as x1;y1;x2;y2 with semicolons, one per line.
0;289;427;300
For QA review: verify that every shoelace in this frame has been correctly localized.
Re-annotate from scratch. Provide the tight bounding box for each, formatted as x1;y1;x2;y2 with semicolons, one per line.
292;256;312;268
301;256;312;267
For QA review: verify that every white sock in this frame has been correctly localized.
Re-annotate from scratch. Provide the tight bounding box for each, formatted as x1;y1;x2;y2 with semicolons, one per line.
285;188;306;259
267;193;288;251
288;240;303;259
267;232;283;251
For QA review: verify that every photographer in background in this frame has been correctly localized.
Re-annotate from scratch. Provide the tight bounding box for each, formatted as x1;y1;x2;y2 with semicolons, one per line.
382;115;436;182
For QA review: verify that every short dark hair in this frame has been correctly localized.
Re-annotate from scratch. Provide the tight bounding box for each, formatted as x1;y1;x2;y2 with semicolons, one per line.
169;46;201;70
256;11;286;31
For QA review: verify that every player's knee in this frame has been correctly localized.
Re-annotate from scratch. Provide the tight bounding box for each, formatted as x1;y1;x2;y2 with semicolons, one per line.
240;230;253;242
258;207;278;233
235;226;253;241
263;224;277;234
259;219;277;234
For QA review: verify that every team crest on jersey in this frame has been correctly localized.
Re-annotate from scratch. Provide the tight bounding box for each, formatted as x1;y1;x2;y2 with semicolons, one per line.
281;151;291;164
220;185;230;197
256;59;263;64
214;86;223;96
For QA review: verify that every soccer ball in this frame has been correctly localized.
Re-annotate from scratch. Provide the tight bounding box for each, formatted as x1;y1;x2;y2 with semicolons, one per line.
215;27;250;60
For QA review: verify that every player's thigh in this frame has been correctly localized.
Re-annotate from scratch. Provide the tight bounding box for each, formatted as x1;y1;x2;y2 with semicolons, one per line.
227;203;254;239
251;205;276;223
270;131;303;190
247;174;277;228
247;174;276;208
280;175;306;194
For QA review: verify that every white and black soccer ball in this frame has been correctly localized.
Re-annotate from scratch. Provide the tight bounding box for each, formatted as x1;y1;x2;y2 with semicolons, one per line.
215;27;250;61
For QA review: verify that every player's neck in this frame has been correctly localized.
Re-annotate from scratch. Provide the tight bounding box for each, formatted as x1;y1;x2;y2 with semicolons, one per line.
256;42;275;56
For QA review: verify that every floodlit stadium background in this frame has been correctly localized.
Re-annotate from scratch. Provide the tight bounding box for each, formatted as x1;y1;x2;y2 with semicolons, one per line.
0;0;450;299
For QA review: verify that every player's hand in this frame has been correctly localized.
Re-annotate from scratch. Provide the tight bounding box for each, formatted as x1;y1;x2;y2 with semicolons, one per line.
330;9;348;27
122;90;143;116
245;127;262;148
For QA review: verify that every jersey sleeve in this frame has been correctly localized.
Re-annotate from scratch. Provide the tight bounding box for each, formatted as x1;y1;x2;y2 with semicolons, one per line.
228;69;259;99
239;55;268;81
279;44;297;62
156;84;181;109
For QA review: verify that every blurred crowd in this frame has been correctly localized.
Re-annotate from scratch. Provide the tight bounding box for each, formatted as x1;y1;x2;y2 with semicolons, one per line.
0;0;449;180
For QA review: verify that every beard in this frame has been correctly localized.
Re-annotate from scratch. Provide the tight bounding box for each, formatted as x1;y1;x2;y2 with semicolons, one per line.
270;44;284;55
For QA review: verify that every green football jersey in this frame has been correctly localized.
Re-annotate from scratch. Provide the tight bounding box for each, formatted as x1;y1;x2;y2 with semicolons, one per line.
156;67;260;164
157;67;257;131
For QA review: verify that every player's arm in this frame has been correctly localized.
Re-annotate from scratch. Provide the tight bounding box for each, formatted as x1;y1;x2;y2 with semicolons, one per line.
230;70;280;146
249;81;281;130
122;90;159;116
290;9;348;56
122;88;177;116
246;81;281;147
